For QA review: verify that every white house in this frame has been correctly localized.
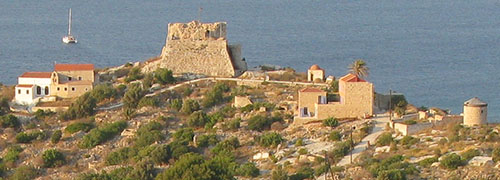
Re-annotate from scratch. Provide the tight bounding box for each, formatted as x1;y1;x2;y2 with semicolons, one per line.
15;72;52;105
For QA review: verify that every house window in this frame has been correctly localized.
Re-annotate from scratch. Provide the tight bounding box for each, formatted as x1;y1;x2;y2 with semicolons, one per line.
303;107;308;116
57;87;60;91
85;88;88;91
64;87;67;91
45;86;49;95
71;87;75;91
18;89;21;94
78;77;82;80
36;86;41;95
68;77;72;81
26;90;29;94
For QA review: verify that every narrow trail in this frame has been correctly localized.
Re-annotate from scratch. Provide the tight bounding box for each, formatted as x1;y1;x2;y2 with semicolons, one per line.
336;114;390;166
97;77;328;110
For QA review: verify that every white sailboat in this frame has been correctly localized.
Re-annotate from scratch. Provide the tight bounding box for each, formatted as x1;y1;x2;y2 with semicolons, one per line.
62;8;77;44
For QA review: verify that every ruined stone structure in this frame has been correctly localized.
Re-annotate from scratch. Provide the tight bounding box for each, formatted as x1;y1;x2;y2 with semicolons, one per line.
144;21;247;77
307;64;324;82
463;97;488;126
295;73;374;124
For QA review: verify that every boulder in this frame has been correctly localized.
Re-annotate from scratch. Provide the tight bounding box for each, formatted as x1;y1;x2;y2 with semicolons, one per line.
468;156;493;166
253;152;270;160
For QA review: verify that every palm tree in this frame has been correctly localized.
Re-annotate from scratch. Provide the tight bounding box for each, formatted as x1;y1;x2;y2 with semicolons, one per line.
348;59;369;78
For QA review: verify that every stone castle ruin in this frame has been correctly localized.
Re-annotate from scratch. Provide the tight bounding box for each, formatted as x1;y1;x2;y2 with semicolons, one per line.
144;21;247;77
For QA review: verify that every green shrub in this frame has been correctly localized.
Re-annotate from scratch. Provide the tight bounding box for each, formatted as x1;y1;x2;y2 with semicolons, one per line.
418;157;438;167
183;87;193;97
330;141;351;159
289;166;314;180
248;115;281;131
399;136;419;146
196;134;219;148
493;147;500;162
241;102;276;113
236;162;260;177
3;145;23;163
42;149;65;168
125;67;144;83
256;132;284;148
123;84;145;109
329;131;342;141
440;153;465;170
51;130;62;144
0;114;20;128
106;147;137;165
142;73;154;89
138;96;159;108
295;138;304;146
79;121;127;149
135;121;164;147
212;137;240;155
15;131;45;143
170;99;183;111
223;118;241;131
298;148;308;155
271;165;288;180
154;68;175;85
61;92;97;120
0;97;9;116
34;109;55;120
460;148;480;161
155;153;234;180
187;110;209;128
65;122;94;134
322;117;339;127
377;132;394;146
9;165;39;180
90;84;118;102
201;82;230;108
172;128;195;143
180;99;200;114
367;155;417;179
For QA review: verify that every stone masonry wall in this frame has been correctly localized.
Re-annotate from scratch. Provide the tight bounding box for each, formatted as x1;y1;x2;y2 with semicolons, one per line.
143;21;246;77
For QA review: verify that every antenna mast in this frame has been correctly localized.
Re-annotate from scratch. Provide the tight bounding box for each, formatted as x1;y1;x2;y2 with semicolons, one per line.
68;8;72;35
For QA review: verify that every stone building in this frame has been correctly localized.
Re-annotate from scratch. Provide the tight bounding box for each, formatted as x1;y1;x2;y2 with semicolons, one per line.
295;73;374;123
144;21;247;77
463;97;488;126
307;64;324;82
15;64;97;105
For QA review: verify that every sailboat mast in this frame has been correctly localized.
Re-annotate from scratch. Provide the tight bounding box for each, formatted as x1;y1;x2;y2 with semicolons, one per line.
68;8;72;35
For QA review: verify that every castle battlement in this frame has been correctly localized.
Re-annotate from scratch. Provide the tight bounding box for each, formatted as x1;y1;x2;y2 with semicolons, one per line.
167;21;227;41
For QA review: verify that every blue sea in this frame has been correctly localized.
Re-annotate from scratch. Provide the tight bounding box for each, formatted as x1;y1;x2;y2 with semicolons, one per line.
1;1;500;122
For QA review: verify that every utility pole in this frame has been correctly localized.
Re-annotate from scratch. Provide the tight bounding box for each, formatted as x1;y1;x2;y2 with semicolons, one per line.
350;126;356;164
198;7;203;22
389;89;392;123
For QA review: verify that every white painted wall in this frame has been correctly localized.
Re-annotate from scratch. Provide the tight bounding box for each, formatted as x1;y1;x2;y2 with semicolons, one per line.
15;86;35;105
18;77;52;98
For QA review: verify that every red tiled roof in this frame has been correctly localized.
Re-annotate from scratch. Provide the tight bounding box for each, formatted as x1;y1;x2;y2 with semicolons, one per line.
19;72;52;78
16;84;34;88
299;87;325;93
339;73;366;82
54;64;94;71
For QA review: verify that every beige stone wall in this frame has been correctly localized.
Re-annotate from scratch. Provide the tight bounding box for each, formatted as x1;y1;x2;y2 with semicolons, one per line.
464;106;487;126
167;21;226;40
32;106;69;112
234;96;252;108
298;91;326;116
307;70;324;82
51;83;92;99
55;70;94;84
143;21;246;77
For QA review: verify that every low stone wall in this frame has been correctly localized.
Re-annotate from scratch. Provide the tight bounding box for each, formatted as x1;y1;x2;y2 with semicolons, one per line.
32;106;68;112
393;115;463;136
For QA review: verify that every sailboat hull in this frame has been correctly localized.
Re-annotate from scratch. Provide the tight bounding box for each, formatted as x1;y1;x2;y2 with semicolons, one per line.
63;36;77;44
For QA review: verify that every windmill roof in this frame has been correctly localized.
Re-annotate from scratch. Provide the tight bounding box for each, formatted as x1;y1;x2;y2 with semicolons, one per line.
464;97;487;107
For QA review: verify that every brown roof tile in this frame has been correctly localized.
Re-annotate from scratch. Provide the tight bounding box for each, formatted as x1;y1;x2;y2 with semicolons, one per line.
19;72;52;78
16;84;34;88
54;64;94;71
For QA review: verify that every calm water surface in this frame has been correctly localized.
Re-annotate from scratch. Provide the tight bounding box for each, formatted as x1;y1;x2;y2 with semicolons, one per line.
1;1;500;122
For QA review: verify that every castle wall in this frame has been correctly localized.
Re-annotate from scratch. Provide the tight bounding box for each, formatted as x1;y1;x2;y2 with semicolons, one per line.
144;21;246;77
